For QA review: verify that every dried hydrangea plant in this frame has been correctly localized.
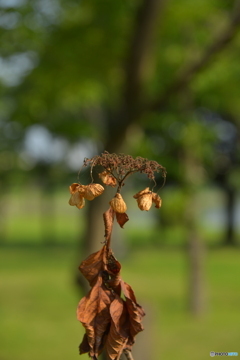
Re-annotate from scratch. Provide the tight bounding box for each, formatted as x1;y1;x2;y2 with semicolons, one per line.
68;151;166;360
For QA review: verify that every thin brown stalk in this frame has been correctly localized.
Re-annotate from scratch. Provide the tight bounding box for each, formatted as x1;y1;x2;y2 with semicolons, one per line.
123;349;134;360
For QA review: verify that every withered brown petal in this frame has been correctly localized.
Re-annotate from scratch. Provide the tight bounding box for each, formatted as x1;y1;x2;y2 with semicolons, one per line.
116;212;129;228
69;183;80;194
79;246;107;286
84;183;105;200
133;187;150;199
152;192;162;208
98;171;117;187
68;192;85;209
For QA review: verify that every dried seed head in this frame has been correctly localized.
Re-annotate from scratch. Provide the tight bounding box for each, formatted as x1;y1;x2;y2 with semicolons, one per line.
84;183;104;200
69;192;85;209
137;193;153;211
109;193;127;213
133;187;150;199
98;170;117;187
152;192;162;208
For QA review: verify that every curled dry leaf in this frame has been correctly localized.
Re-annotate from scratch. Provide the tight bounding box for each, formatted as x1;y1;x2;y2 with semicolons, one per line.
77;276;114;358
105;297;129;360
121;281;145;347
79;246;107;286
109;193;127;214
99;171;117;187
116;212;129;228
84;183;105;201
69;192;85;209
107;272;121;296
78;246;145;359
152;192;162;208
107;254;121;275
103;207;115;243
79;334;90;355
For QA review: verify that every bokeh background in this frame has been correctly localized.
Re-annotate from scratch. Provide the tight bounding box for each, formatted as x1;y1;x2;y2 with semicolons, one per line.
0;0;240;359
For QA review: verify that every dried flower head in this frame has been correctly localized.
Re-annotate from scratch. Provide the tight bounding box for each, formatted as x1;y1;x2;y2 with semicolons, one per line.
98;170;117;187
84;183;104;201
133;187;153;211
137;193;153;211
83;151;166;193
152;192;162;208
109;193;127;213
69;192;85;209
133;187;151;199
69;183;86;195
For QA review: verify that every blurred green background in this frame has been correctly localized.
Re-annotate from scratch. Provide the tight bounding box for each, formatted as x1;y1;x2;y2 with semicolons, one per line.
0;0;240;359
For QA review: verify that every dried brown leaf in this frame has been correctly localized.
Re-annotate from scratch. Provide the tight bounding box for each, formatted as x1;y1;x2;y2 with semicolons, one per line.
105;297;129;360
77;276;114;358
79;246;107;286
121;281;145;346
107;273;121;296
116;212;129;228
107;253;121;275
103;207;115;243
79;333;90;354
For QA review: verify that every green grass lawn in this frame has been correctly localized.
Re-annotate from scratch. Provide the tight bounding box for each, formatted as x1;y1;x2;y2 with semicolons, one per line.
0;246;239;360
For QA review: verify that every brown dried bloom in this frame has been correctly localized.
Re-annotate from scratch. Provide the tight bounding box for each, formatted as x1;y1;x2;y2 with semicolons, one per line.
133;187;153;211
133;187;151;199
84;183;104;201
98;170;117;187
137;193;153;211
69;192;85;209
69;183;86;195
152;192;162;208
109;193;127;213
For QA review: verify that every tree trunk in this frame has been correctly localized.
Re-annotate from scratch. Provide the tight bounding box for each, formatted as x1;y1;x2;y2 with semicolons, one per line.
223;186;236;246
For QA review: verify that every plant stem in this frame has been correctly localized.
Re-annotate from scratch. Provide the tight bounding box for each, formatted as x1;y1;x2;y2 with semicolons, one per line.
123;349;134;360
